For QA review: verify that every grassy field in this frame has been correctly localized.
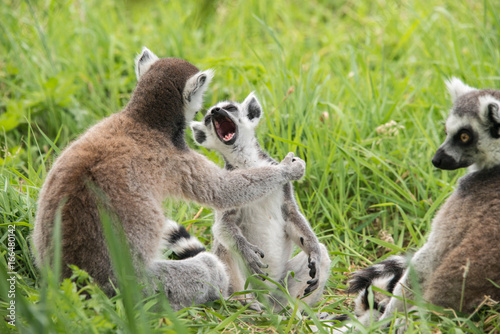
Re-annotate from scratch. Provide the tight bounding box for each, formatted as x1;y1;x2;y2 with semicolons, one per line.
1;0;500;332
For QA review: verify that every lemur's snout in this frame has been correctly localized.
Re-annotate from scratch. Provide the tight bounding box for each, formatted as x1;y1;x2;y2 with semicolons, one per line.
431;155;443;169
432;147;460;170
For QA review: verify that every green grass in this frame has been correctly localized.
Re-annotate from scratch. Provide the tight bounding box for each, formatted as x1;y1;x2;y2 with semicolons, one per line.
1;0;500;332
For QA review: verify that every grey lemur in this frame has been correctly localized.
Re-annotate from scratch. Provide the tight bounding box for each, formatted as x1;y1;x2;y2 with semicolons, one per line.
33;48;306;311
345;78;500;330
190;92;331;310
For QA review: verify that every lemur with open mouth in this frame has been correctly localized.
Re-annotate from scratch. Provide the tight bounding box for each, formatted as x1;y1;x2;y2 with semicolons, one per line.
191;93;331;310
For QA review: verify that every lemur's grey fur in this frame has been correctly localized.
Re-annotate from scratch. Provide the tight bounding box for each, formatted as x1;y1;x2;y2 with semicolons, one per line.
32;48;306;311
344;78;500;331
190;93;331;310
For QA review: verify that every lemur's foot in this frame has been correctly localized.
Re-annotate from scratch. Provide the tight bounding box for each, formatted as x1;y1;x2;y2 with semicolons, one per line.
232;294;264;312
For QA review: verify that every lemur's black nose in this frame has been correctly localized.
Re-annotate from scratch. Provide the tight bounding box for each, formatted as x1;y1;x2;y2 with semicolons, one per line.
431;156;442;168
432;147;463;170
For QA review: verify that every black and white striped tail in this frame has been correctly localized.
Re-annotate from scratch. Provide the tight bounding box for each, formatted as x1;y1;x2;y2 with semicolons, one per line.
348;255;407;295
348;256;407;314
162;219;205;259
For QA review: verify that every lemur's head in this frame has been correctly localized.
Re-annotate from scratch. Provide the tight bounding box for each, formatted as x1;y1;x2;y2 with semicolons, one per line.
432;77;500;171
190;92;262;151
132;47;214;123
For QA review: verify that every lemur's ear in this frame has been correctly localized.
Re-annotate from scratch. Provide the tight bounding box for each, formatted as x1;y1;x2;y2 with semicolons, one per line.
184;69;214;103
479;95;500;138
190;121;208;146
241;92;262;125
446;77;476;103
135;47;159;80
183;69;214;122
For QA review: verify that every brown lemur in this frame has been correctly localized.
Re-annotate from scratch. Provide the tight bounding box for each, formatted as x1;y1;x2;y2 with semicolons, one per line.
33;48;306;311
190;92;331;311
344;78;500;331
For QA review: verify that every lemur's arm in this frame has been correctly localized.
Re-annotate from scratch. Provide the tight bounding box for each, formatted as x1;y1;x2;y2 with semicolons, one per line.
282;183;322;294
213;209;268;277
181;152;305;210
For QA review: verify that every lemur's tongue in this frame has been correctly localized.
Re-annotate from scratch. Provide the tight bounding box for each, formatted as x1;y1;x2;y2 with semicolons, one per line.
214;116;236;142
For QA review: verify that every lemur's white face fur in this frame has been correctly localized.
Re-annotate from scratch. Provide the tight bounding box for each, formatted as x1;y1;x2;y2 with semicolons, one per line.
134;47;214;123
432;77;500;171
190;92;262;151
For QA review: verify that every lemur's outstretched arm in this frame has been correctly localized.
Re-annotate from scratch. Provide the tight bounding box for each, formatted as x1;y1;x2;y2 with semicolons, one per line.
181;152;305;210
212;209;268;278
281;183;322;294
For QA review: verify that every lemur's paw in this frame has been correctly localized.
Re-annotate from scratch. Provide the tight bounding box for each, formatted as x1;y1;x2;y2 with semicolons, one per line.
393;318;409;334
248;243;265;260
241;243;268;278
304;277;319;295
303;253;321;295
280;152;305;181
248;300;264;312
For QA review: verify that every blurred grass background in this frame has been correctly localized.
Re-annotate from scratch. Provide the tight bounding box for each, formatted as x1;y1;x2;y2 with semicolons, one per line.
1;0;500;332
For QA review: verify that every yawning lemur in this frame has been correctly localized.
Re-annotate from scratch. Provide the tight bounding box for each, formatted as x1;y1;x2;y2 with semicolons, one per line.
33;48;306;311
345;78;500;330
190;93;331;310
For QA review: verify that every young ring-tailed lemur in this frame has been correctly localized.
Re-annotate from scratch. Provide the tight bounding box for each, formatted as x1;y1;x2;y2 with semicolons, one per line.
33;48;306;311
344;78;500;331
190;93;331;310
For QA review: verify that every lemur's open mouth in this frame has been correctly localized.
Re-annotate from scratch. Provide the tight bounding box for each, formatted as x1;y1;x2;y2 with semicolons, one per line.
212;112;237;145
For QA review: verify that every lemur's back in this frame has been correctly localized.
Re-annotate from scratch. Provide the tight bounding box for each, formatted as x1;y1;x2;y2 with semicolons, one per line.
34;113;175;287
425;166;500;311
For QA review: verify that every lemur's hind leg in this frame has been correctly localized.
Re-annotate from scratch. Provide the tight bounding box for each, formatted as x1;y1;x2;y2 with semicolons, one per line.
147;253;229;311
279;243;331;308
214;240;264;311
424;232;500;313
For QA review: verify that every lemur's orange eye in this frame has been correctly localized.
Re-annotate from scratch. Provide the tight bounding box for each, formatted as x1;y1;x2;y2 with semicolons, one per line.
460;132;470;143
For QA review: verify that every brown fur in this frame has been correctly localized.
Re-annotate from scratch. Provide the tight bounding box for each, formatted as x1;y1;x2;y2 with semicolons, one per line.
421;167;500;312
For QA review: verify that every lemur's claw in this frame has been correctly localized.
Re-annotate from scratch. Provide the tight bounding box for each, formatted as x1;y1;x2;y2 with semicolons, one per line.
304;278;319;295
308;260;317;278
306;278;318;286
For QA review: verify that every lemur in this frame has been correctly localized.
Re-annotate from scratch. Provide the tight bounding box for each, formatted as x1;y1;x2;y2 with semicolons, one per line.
345;78;500;330
33;48;306;311
190;92;331;310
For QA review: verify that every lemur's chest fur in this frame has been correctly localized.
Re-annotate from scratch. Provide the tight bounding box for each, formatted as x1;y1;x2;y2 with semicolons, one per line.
220;150;294;281
238;186;293;280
